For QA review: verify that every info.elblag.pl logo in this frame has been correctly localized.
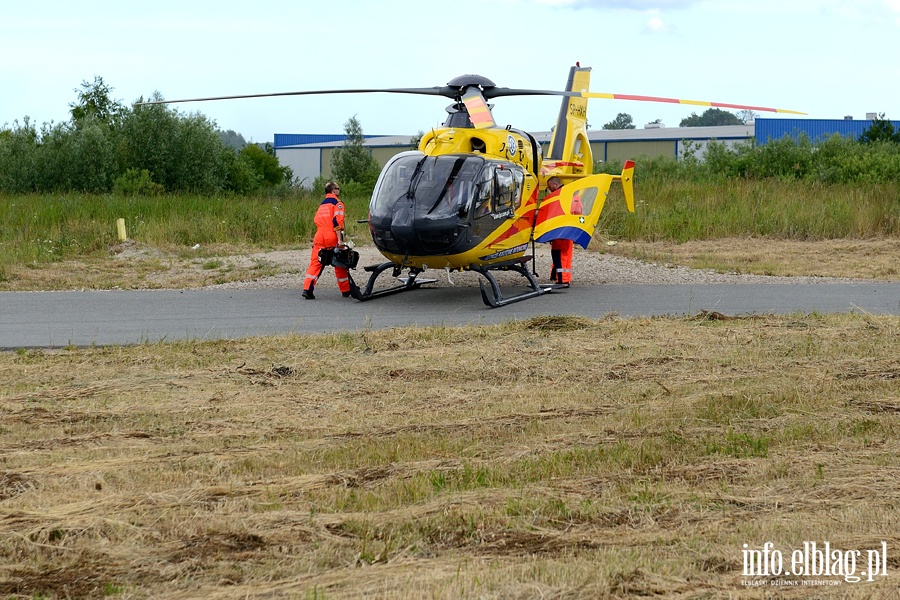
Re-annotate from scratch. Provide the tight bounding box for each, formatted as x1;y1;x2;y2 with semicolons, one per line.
742;541;889;586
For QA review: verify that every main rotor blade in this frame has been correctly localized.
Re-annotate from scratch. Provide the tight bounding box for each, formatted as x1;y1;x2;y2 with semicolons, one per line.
134;87;453;106
133;83;804;116
581;92;806;115
482;87;578;99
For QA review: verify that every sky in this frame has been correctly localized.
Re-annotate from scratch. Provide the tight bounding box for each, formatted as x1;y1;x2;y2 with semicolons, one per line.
4;0;900;144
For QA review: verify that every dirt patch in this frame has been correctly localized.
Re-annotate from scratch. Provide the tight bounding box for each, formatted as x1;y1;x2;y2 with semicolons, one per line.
109;239;166;260
2;238;896;291
607;237;900;280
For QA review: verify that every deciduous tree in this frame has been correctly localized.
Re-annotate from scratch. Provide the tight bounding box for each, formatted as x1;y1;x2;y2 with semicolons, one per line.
680;108;743;127
858;113;900;144
330;115;381;190
602;112;636;130
69;76;124;126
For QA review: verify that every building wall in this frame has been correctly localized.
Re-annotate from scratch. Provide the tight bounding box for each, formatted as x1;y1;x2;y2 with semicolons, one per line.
371;146;407;167
675;138;749;161
320;145;413;181
275;134;408;189
592;140;677;164
275;147;321;188
754;118;900;144
320;149;335;180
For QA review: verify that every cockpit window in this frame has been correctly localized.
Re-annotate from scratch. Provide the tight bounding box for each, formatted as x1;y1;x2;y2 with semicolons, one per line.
370;153;524;223
473;165;494;219
475;163;524;218
370;152;424;219
494;167;524;211
372;152;488;222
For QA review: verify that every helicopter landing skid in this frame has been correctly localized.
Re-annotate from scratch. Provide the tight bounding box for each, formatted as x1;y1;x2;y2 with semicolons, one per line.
471;256;547;308
347;261;437;301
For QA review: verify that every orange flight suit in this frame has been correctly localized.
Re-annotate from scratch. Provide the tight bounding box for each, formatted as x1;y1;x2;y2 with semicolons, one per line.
304;193;351;296
549;190;583;285
541;186;567;285
550;239;573;285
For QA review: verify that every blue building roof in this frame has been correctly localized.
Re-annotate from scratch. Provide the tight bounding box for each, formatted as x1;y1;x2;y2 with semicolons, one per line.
273;133;392;148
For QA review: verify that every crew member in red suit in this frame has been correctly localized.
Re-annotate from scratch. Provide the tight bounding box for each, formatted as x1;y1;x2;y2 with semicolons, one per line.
303;181;351;300
545;177;573;287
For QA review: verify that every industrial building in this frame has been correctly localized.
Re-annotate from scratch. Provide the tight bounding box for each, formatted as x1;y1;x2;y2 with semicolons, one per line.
275;133;413;188
275;117;899;188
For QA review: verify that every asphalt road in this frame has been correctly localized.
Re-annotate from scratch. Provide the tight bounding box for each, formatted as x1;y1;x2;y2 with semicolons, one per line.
2;282;899;349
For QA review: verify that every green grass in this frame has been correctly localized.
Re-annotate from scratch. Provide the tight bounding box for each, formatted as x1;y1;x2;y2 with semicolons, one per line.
0;191;373;267
3;178;899;272
599;179;900;242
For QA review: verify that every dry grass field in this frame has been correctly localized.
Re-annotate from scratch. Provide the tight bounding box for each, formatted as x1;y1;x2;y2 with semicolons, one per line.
2;313;899;598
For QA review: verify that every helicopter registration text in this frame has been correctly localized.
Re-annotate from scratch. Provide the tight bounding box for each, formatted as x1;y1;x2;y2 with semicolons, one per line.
479;243;529;262
568;103;587;119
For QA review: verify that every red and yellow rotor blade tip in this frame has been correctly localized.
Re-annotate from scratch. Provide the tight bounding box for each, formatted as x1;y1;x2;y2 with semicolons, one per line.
581;91;805;115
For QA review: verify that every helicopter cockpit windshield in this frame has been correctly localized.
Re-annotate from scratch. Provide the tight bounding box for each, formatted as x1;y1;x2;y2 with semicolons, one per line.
369;151;526;256
371;152;487;221
370;152;491;255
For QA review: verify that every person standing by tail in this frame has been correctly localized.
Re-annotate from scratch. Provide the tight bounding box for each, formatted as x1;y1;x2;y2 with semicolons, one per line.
544;176;573;287
303;181;351;300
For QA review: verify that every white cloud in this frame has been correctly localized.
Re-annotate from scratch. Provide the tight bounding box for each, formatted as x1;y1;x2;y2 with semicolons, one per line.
644;14;674;33
533;0;697;8
530;0;689;32
884;0;900;22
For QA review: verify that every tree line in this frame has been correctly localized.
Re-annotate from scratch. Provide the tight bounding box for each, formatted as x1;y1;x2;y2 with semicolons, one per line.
596;110;900;184
0;77;292;195
4;77;899;195
603;107;754;130
595;125;900;185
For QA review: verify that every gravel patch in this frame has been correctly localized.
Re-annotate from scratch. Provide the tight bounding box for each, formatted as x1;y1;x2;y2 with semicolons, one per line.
206;246;868;291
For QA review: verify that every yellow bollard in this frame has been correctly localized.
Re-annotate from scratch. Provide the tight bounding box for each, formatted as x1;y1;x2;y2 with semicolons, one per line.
116;218;127;242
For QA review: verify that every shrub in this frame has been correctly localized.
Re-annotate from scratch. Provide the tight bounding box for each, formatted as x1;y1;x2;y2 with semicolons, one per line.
118;98;228;194
113;168;165;196
240;143;291;187
0;118;40;193
858;114;900;145
38;118;120;193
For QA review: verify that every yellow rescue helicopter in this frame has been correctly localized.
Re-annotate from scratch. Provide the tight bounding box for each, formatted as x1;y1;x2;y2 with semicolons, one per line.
141;64;801;307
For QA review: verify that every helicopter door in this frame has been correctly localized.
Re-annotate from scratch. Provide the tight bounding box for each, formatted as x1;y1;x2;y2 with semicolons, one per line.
533;173;619;249
493;167;523;215
467;164;495;242
471;164;525;240
472;164;495;220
